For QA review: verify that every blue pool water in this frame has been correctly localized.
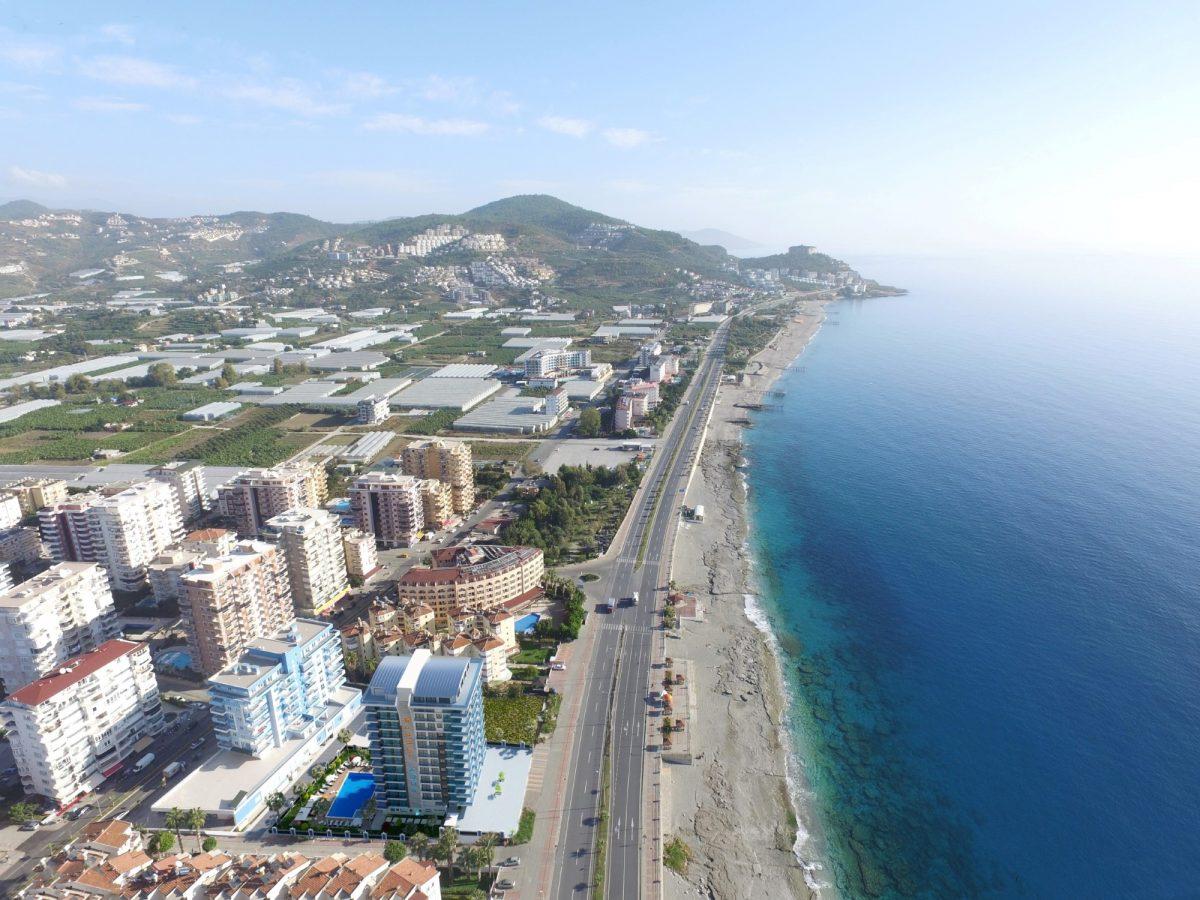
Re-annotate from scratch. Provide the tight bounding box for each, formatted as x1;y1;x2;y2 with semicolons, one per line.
746;255;1200;897
328;772;375;819
159;649;192;669
515;613;541;634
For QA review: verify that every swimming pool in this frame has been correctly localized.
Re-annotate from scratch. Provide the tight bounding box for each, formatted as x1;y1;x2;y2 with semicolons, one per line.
515;613;541;634
327;772;375;819
159;649;193;669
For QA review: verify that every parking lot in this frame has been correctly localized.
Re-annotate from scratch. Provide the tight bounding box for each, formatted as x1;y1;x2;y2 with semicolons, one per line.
532;438;659;474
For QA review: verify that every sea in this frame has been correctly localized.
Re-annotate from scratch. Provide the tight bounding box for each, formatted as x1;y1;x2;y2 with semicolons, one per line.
744;254;1200;899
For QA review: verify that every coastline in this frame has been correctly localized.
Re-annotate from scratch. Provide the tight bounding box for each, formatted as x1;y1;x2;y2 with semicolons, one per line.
664;299;835;899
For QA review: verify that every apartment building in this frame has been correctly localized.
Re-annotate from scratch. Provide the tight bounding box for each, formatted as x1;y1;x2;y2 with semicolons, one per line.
399;438;475;516
216;464;328;537
2;476;68;515
637;340;663;369
521;347;593;379
146;528;238;606
0;562;119;691
417;479;455;529
395;544;544;623
147;460;209;524
356;395;390;426
342;528;381;582
0;525;43;567
208;618;350;758
350;473;424;549
179;541;295;677
0;639;163;806
260;508;349;617
38;481;185;593
0;492;21;529
364;650;486;817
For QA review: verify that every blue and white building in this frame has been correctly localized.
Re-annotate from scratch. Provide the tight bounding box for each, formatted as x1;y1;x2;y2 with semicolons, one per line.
364;650;486;817
209;619;349;757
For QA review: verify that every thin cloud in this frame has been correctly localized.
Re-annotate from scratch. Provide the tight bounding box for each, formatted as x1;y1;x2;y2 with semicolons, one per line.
99;24;136;46
226;80;344;116
363;113;489;136
603;127;653;148
74;96;147;112
81;55;195;89
336;70;396;99
8;165;67;190
538;115;594;138
165;113;202;126
0;36;61;71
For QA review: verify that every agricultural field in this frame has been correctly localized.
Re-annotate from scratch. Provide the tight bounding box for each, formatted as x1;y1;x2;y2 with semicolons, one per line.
465;440;535;462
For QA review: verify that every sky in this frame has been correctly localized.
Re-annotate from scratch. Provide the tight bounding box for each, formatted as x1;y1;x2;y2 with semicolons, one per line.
0;1;1197;257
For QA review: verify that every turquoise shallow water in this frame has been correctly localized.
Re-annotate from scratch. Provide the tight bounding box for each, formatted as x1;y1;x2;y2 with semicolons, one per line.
745;256;1200;898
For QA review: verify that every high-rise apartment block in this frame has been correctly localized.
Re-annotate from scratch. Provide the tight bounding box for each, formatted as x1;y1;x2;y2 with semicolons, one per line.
341;529;380;582
0;562;119;691
147;460;209;524
38;481;185;593
396;544;544;623
261;508;349;617
2;476;68;516
400;439;475;516
146;528;239;606
364;650;486;817
217;465;328;537
180;541;294;677
350;473;424;548
0;639;163;805
209;619;350;758
417;479;455;529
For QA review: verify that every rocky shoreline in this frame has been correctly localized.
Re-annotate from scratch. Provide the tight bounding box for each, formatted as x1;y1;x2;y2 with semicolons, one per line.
663;300;836;900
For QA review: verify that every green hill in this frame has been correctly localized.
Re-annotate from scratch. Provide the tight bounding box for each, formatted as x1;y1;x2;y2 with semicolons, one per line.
467;194;623;236
0;199;51;219
737;244;845;274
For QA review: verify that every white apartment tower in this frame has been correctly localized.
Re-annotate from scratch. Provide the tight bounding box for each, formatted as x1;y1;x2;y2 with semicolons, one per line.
261;508;350;617
0;562;119;692
350;473;425;549
179;541;295;677
342;529;380;582
0;639;163;805
147;460;209;524
38;481;185;593
217;465;328;538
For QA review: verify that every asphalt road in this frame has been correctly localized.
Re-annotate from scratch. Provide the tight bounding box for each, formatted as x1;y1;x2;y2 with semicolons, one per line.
548;322;729;899
0;705;218;895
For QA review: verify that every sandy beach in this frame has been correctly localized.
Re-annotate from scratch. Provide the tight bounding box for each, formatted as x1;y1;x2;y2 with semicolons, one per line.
663;299;835;900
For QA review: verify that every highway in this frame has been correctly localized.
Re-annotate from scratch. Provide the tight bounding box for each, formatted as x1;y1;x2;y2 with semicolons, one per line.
548;322;729;898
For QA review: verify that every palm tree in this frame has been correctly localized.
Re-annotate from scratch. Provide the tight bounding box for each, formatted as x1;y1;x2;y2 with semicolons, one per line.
9;801;37;824
436;827;459;879
164;807;187;854
459;846;481;880
474;832;497;877
408;831;431;861
187;808;206;851
337;727;352;745
266;792;287;815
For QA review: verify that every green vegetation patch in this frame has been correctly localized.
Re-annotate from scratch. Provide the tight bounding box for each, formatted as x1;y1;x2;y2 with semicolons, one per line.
511;808;536;845
664;836;693;874
178;405;308;466
483;693;545;745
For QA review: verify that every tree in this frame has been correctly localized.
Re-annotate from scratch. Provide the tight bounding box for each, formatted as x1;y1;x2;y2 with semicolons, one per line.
164;807;187;854
9;801;37;824
266;792;287;814
65;373;91;394
151;830;175;857
408;832;431;861
220;363;237;385
473;832;498;877
337;727;353;746
577;407;602;438
459;846;482;880
187;808;206;850
202;836;218;852
147;362;177;387
384;840;408;863
436;827;459;879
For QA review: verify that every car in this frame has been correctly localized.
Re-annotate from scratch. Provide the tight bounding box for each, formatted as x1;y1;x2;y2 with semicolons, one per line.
66;804;93;821
550;662;566;671
189;738;205;750
19;821;39;831
496;879;516;891
500;856;521;867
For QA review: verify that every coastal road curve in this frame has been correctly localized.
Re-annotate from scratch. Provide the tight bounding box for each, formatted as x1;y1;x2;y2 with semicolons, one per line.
548;321;730;899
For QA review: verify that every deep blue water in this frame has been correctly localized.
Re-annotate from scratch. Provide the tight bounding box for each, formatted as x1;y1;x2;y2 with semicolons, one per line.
328;772;375;819
745;256;1200;899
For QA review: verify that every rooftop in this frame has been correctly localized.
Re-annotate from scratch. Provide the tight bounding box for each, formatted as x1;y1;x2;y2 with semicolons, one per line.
3;639;141;706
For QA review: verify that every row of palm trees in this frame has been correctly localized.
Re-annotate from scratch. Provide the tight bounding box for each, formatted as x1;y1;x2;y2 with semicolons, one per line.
398;828;499;882
162;806;207;854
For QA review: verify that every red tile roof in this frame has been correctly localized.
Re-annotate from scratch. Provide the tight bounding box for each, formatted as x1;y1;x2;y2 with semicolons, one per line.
5;640;142;706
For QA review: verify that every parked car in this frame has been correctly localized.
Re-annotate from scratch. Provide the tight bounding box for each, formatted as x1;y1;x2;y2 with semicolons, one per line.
189;738;205;750
19;821;39;831
496;879;516;891
67;804;94;821
500;856;521;867
550;662;566;671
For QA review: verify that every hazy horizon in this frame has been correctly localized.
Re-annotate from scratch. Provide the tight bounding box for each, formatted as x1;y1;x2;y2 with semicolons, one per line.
2;2;1197;259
